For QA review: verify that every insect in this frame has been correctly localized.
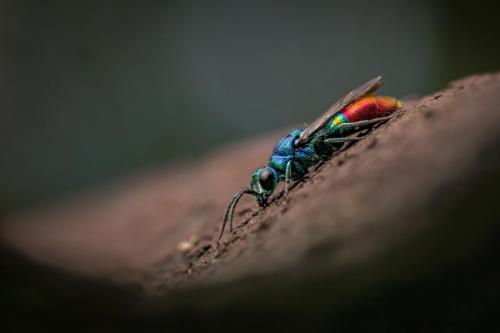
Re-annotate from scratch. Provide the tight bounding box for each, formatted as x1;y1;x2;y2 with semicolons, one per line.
218;76;402;241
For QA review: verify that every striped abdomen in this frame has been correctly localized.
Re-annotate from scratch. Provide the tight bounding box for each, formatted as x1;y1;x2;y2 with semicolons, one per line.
327;95;401;133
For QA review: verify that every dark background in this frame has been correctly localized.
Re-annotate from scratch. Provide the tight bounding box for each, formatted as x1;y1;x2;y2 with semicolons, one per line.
1;0;499;212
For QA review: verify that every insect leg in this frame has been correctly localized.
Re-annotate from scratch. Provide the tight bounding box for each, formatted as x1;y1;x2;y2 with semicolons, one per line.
324;137;361;144
336;112;401;132
284;160;292;195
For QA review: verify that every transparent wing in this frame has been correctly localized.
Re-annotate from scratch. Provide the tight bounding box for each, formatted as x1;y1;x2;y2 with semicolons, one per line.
298;76;383;144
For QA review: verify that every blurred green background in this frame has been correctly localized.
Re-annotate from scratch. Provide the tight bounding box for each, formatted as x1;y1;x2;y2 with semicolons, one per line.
1;0;499;211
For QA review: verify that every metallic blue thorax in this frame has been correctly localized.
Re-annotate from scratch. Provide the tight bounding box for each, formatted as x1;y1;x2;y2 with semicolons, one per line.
268;129;320;180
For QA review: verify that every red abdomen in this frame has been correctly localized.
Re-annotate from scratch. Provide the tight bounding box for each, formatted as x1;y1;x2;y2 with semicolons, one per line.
342;96;401;122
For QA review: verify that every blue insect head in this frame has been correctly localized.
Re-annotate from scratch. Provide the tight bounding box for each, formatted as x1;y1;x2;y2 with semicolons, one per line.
251;166;279;206
218;166;278;242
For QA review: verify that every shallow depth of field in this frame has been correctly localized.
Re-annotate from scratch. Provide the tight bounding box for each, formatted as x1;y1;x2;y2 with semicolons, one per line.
1;1;500;331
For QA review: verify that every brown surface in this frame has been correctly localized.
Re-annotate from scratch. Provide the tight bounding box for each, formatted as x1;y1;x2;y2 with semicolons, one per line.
2;72;500;295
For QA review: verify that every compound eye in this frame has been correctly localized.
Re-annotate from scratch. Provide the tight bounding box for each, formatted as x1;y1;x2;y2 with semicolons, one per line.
259;168;275;191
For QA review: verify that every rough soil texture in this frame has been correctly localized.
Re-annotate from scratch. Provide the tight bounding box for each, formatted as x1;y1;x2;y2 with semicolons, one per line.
2;72;500;329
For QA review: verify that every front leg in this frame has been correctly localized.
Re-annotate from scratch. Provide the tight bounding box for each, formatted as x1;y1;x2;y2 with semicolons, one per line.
284;160;292;195
284;160;309;197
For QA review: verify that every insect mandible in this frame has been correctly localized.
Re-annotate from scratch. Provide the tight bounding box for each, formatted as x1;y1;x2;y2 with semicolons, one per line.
218;76;402;241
